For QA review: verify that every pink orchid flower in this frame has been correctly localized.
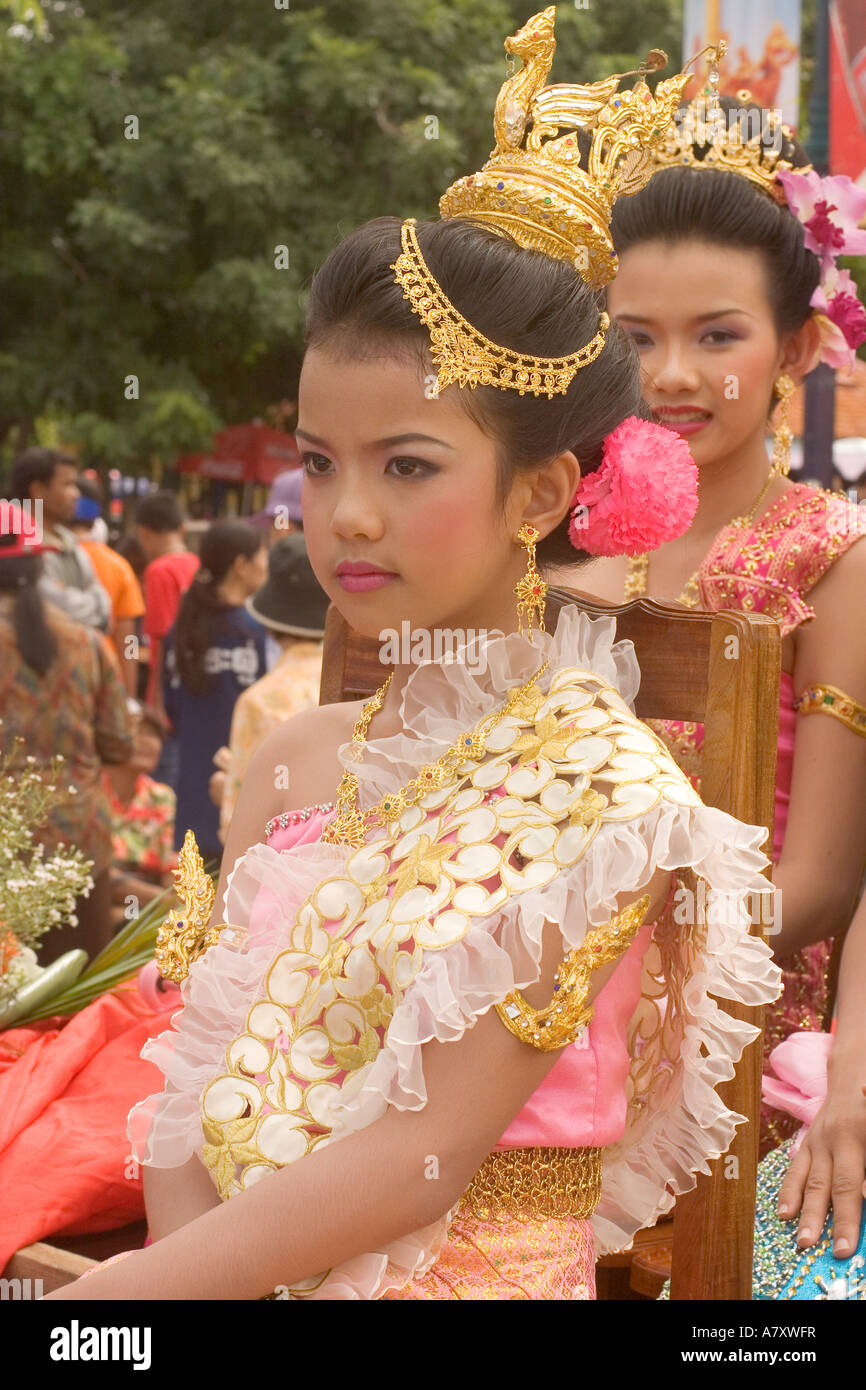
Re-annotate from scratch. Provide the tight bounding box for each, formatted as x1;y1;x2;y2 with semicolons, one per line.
810;264;866;373
777;167;866;269
810;313;856;375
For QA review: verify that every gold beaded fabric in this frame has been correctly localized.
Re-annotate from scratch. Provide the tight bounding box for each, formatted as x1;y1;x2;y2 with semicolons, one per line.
382;1211;597;1300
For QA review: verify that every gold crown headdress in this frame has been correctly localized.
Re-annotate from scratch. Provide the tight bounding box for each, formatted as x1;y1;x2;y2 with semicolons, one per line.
391;7;701;399
650;39;810;203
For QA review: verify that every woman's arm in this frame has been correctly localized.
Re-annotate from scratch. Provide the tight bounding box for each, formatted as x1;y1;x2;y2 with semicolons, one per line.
49;864;673;1299
778;889;866;1256
772;540;866;956
139;706;342;1240
143;1156;222;1242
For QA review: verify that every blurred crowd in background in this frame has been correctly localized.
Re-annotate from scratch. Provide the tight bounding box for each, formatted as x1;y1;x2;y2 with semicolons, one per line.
0;447;328;964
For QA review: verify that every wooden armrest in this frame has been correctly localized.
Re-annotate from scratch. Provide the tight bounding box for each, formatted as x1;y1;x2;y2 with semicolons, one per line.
3;1242;97;1293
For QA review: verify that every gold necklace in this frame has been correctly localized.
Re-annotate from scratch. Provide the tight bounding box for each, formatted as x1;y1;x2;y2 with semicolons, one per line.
624;466;780;608
322;660;550;848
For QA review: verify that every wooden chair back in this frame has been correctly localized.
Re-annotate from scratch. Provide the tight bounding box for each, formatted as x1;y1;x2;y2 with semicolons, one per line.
319;587;781;1300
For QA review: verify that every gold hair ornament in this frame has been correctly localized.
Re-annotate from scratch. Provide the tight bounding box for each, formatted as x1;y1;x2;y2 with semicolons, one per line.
391;219;609;398
438;7;700;287
651;41;809;204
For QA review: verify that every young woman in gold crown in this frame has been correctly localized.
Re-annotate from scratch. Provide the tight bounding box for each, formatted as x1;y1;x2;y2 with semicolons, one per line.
46;13;781;1301
547;68;866;1273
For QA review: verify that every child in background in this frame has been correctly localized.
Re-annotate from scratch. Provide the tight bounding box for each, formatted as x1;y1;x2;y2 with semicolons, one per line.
212;535;328;841
102;706;177;930
163;520;268;864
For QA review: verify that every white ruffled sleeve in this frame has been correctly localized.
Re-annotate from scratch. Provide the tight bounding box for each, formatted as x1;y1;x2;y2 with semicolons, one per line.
128;606;782;1296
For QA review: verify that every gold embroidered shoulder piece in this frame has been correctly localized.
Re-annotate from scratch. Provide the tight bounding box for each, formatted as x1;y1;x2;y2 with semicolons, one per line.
199;664;701;1206
495;893;651;1050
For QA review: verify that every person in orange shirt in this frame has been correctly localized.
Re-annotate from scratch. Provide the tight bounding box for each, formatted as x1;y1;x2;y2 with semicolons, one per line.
70;480;145;697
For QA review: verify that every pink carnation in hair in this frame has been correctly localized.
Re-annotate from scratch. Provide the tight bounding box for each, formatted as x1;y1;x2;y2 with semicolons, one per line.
568;417;699;558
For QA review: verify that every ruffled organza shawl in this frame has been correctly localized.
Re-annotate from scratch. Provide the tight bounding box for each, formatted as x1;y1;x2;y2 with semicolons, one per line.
128;607;781;1298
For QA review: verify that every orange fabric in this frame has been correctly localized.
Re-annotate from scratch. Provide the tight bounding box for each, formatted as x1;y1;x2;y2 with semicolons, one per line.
0;985;175;1268
81;540;145;626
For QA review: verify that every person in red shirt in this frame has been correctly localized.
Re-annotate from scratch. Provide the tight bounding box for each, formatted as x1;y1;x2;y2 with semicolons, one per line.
135;492;199;709
135;492;199;787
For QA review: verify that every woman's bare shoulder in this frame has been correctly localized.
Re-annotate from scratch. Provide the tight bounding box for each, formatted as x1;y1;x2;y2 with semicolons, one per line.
240;699;364;817
257;699;363;761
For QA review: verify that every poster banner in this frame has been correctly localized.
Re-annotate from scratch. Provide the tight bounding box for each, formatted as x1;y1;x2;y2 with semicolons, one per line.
683;0;801;131
830;0;866;183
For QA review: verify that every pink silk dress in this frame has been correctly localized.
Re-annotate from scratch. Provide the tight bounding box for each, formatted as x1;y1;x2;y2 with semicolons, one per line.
643;483;865;1154
265;802;660;1300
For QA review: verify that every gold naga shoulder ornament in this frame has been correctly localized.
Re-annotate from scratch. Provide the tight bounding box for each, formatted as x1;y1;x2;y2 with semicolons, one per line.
495;892;652;1051
154;830;227;984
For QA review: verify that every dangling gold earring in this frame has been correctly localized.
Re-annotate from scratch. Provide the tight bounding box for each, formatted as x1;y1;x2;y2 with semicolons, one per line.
772;374;796;478
514;523;546;640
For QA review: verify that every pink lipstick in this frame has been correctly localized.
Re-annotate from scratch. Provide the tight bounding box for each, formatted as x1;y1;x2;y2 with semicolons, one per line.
336;560;398;593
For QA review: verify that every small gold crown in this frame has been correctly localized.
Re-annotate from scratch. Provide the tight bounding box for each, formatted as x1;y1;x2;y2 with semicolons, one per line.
438;6;698;287
651;43;809;202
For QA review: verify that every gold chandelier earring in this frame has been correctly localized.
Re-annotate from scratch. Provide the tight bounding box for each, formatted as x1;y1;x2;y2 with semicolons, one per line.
772;374;796;478
514;523;547;640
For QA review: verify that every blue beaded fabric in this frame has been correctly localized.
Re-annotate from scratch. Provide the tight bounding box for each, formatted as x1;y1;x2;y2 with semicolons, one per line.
753;1137;866;1300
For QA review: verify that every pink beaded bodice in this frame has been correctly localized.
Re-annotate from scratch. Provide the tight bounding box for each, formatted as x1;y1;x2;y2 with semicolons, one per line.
696;482;864;639
647;482;864;853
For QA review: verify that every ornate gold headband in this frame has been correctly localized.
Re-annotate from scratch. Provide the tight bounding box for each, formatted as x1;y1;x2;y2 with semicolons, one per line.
391;218;609;399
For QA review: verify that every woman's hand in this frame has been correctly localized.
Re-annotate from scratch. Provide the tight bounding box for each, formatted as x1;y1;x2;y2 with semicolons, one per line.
778;1065;866;1258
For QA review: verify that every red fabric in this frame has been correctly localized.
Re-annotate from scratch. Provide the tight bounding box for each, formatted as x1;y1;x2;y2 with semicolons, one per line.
0;985;176;1268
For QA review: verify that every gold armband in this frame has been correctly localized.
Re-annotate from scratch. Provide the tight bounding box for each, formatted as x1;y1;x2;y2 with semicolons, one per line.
794;682;866;739
154;830;228;983
494;894;651;1052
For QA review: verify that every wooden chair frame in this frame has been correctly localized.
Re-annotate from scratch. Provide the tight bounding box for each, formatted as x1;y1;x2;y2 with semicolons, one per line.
5;588;780;1299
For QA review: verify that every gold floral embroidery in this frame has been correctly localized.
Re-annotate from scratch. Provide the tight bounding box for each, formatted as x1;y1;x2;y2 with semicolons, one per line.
569;787;607;827
391;835;456;899
199;665;703;1204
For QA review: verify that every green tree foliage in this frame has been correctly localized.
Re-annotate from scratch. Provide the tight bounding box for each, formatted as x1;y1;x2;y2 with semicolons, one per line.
0;1;682;468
